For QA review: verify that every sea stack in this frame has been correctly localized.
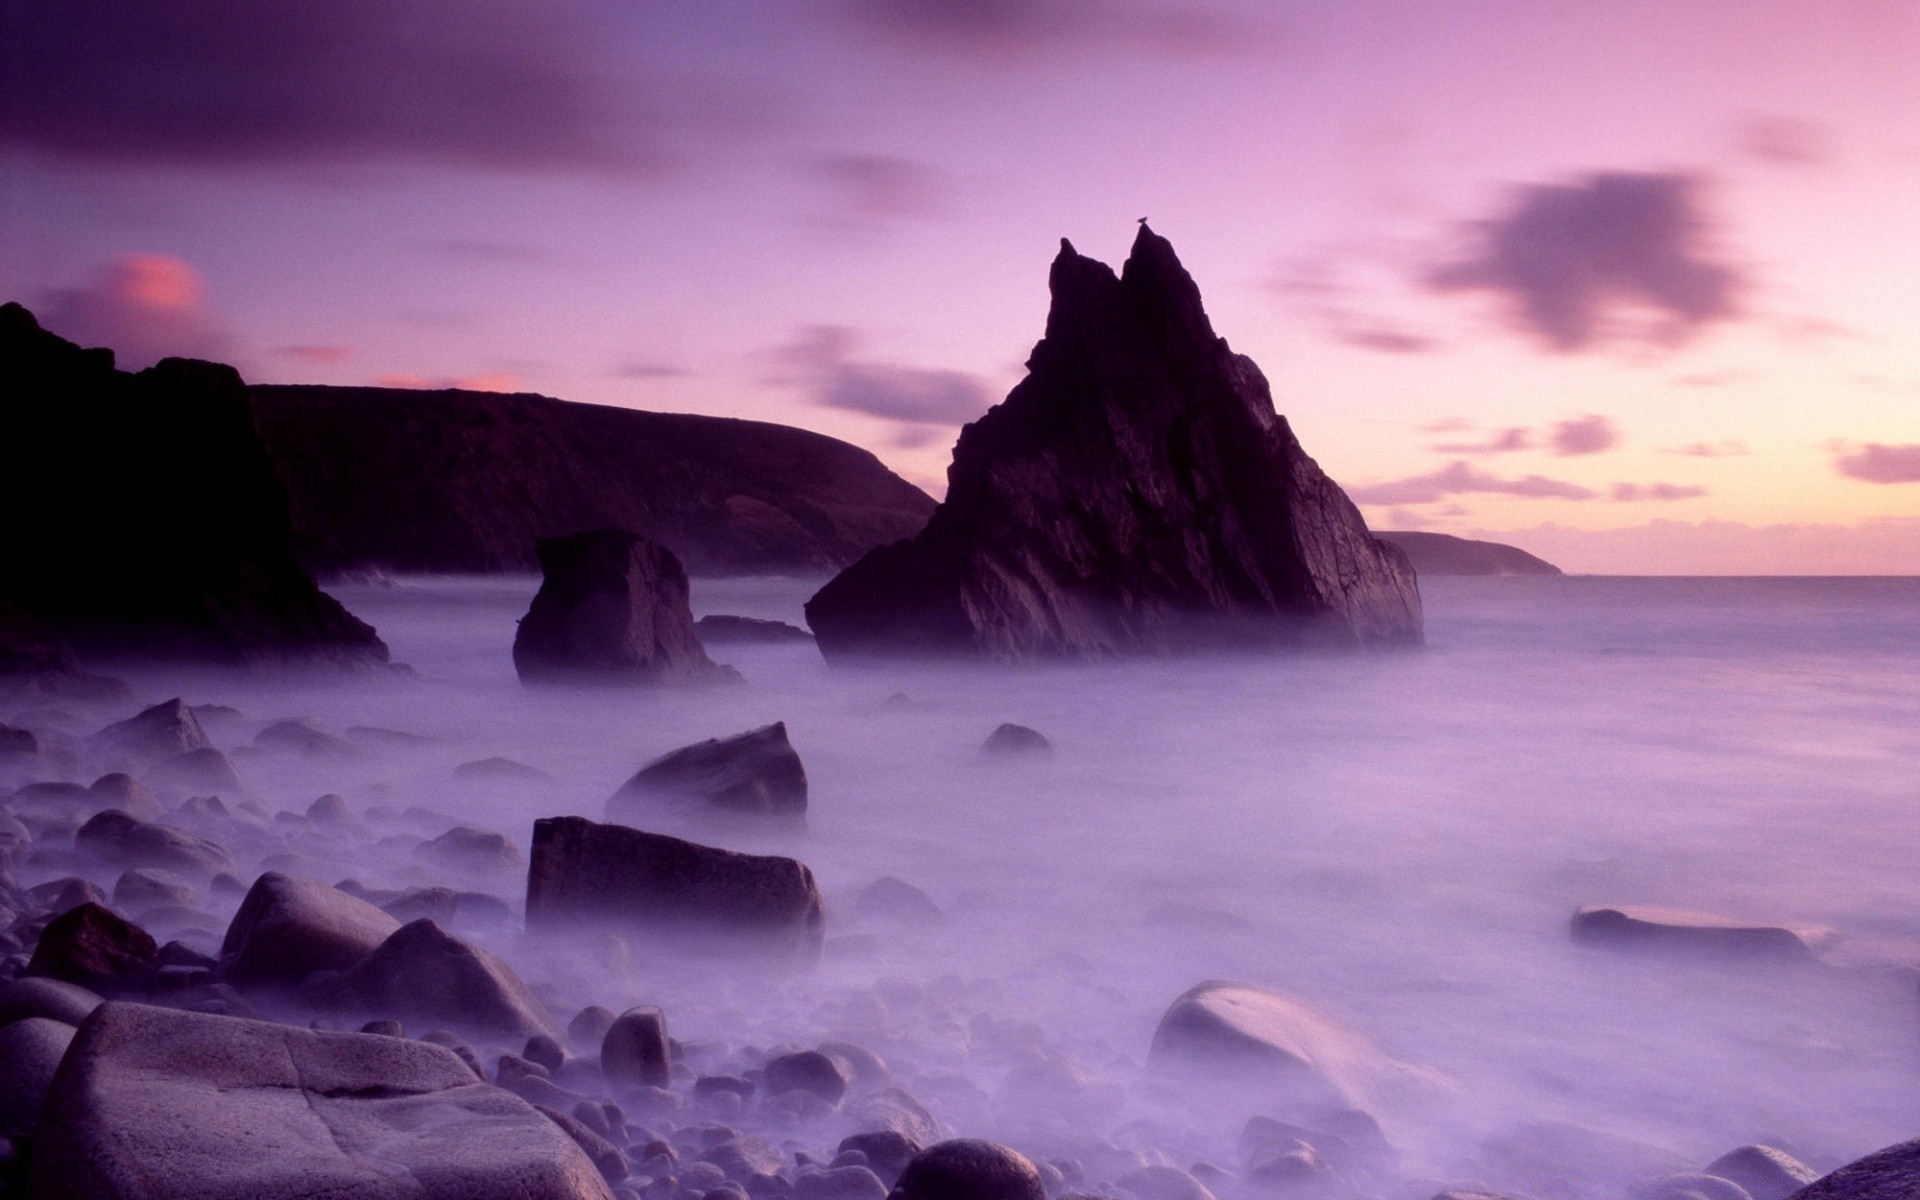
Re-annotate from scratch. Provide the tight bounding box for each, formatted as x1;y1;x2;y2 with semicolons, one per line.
804;226;1421;661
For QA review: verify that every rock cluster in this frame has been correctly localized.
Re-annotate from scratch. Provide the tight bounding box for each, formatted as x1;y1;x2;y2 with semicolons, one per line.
804;226;1421;661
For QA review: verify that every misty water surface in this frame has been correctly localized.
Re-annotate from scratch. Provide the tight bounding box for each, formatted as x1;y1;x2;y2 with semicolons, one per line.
107;574;1920;1183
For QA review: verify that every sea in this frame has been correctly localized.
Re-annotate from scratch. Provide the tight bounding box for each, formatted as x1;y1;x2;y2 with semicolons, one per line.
106;573;1920;1190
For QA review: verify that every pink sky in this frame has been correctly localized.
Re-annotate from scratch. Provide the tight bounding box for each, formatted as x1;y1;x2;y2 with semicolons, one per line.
4;0;1917;573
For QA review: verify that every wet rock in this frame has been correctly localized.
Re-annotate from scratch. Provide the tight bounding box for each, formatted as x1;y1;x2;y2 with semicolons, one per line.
0;1015;75;1129
894;1140;1047;1200
804;225;1421;661
111;868;200;911
29;1001;611;1199
764;1049;849;1106
220;872;401;990
0;977;102;1026
315;917;562;1042
90;699;210;764
76;810;236;876
527;816;825;963
84;774;163;820
1149;979;1444;1112
1570;906;1831;964
981;724;1051;756
1700;1145;1818;1200
418;825;523;872
26;903;157;994
609;723;807;825
147;746;245;792
255;717;356;758
604;1006;672;1090
570;1005;618;1053
513;529;737;685
695;615;815;644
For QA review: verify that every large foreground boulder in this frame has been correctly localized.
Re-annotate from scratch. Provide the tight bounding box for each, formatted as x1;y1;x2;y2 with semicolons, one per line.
527;816;825;962
0;303;388;666
28;1002;613;1199
220;872;402;991
608;722;808;824
513;530;736;685
804;225;1421;661
1148;980;1446;1114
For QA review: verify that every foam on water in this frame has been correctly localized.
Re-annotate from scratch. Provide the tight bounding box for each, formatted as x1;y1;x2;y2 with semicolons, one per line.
97;574;1920;1181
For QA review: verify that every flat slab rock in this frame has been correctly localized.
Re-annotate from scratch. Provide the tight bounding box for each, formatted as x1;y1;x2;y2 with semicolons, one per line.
1570;905;1834;963
27;1001;612;1199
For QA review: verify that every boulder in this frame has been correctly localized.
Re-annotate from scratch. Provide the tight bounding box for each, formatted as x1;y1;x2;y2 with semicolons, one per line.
764;1049;850;1105
219;871;402;990
254;717;356;758
316;918;562;1043
0;977;103;1027
1570;906;1831;963
512;529;736;685
894;1140;1047;1200
85;773;163;820
838;1131;921;1186
981;724;1051;756
74;810;236;875
1148;980;1444;1113
25;903;157;994
111;868;201;911
90;698;210;764
1781;1137;1920;1199
851;877;944;926
601;1006;670;1090
0;305;390;666
416;826;523;872
608;722;808;824
796;1166;888;1200
804;225;1421;661
1701;1145;1818;1200
527;816;825;962
146;746;245;792
27;1001;613;1199
695;615;816;644
0;1016;75;1129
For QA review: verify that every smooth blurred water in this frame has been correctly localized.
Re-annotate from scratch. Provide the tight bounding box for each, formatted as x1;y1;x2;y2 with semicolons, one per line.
105;574;1920;1182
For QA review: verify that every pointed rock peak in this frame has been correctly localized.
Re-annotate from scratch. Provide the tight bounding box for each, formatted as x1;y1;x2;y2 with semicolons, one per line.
1121;224;1210;341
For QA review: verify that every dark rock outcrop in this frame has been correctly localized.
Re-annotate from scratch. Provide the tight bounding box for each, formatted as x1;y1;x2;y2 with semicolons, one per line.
982;723;1051;756
608;722;807;824
250;382;936;577
601;1005;671;1090
527;816;825;962
26;903;157;994
1786;1138;1920;1199
893;1140;1047;1200
1376;531;1562;576
0;302;388;666
513;530;737;685
695;614;816;643
804;226;1421;661
29;1002;613;1199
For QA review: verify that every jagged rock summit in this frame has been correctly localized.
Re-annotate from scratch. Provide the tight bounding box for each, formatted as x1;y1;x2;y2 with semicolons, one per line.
805;226;1422;660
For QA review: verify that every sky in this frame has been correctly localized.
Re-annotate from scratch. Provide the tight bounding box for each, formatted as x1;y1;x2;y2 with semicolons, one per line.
3;0;1918;573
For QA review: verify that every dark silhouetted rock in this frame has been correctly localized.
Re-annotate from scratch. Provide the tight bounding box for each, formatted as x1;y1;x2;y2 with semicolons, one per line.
249;382;935;577
75;810;236;875
1148;980;1444;1113
695;615;816;644
315;918;562;1042
764;1049;849;1106
1702;1145;1817;1200
804;226;1421;661
27;902;157;993
90;698;209;764
0;303;390;666
1570;905;1831;964
609;722;807;823
527;816;825;962
219;872;401;991
0;604;128;702
1376;531;1562;577
1777;1138;1918;1198
513;530;737;685
29;1001;615;1199
602;1005;671;1090
895;1140;1047;1200
981;724;1051;756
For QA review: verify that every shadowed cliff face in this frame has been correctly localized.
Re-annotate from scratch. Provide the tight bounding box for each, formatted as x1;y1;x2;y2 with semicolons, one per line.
805;226;1423;661
249;385;937;577
0;303;387;666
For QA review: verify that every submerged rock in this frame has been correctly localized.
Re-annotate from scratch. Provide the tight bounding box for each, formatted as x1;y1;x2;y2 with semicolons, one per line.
513;529;737;685
804;225;1420;661
29;1002;613;1199
1570;905;1832;964
527;816;825;962
608;722;808;824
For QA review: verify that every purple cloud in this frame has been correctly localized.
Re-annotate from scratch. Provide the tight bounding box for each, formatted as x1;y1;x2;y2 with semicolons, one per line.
774;325;995;427
1835;444;1920;484
1611;482;1708;502
845;0;1274;58
1430;171;1744;353
1550;414;1621;456
0;0;692;173
1349;461;1597;506
40;253;234;371
1739;114;1833;168
1664;440;1749;458
1433;427;1531;456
